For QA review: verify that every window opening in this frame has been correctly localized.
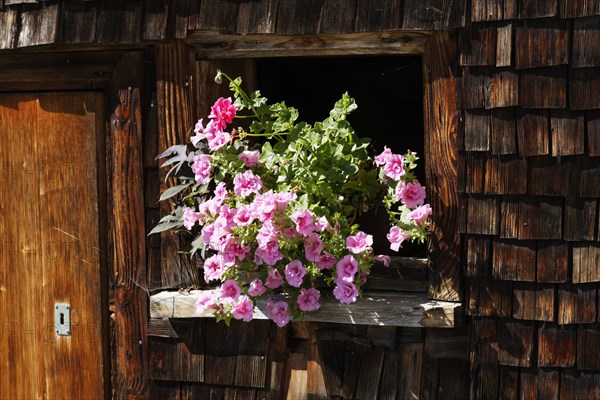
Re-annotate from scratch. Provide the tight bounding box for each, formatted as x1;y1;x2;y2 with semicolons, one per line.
256;56;425;256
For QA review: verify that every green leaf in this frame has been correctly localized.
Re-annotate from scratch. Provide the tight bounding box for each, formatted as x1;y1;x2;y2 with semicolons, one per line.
148;221;183;235
159;183;192;202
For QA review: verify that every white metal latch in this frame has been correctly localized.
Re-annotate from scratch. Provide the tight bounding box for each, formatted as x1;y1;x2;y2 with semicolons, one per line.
54;303;71;336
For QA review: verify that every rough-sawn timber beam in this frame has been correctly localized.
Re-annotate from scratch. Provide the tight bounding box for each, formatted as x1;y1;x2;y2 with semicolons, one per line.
186;30;432;59
150;290;462;328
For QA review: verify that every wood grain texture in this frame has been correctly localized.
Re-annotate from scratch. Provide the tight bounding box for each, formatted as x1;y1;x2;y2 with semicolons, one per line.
486;69;519;108
0;6;17;49
587;110;600;156
573;243;600;283
108;52;149;399
156;41;199;289
496;320;534;367
561;372;600;399
0;92;105;399
423;31;462;301
519;0;558;18
142;0;168;40
558;283;597;324
471;0;517;21
197;0;240;32
464;109;491;151
468;279;512;317
496;22;513;66
517;109;549;156
491;107;517;154
319;0;356;33
538;324;576;367
484;156;527;194
276;0;324;34
499;198;519;239
150;290;463;327
188;30;430;59
573;16;600;67
581;157;600;197
564;198;597;241
464;152;485;193
96;0;142;44
527;156;571;196
17;2;59;47
237;0;279;34
537;241;568;282
520;67;567;108
551;110;584;156
517;197;562;240
561;0;600;17
492;239;536;281
402;0;466;30
466;236;491;277
467;196;499;235
570;67;600;110
60;1;98;44
577;326;600;369
514;19;569;69
459;22;496;66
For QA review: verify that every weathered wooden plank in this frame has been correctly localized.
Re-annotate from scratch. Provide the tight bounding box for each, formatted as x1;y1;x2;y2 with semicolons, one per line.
306;325;328;400
573;243;600;283
514;19;569;69
496;21;513;67
378;348;399;399
462;67;487;109
561;372;600;399
399;342;424;400
518;197;563;240
517;109;549;156
148;329;204;382
318;0;356;33
402;0;466;30
0;6;17;49
470;318;498;365
354;0;401;32
435;358;469;399
471;365;499;400
499;198;519;239
558;283;597;324
467;196;499;235
564;198;597;241
275;0;324;34
491;107;517;154
527;156;571;196
338;340;366;399
354;347;385;399
459;22;496;66
497;320;534;367
424;327;469;360
464;152;485;193
498;367;519;400
163;0;194;39
466;236;491;277
237;0;278;34
196;0;239;32
577;326;600;369
108;52;149;398
150;290;463;327
423;31;462;302
570;67;600;110
537;241;568;283
464;109;491;151
493;239;536;281
361;257;428;292
268;324;289;399
520;67;567;108
188;30;430;59
17;2;59;47
468;279;512;317
538;324;576;367
96;0;142;44
581;157;600;197
588;110;600;156
486;69;519;108
234;321;270;388
519;0;558;18
573;16;600;67
513;283;555;321
471;0;517;21
142;0;168;40
59;1;98;44
156;41;199;289
561;0;600;17
550;110;585;156
316;330;345;397
484;156;527;195
204;321;239;386
521;369;559;400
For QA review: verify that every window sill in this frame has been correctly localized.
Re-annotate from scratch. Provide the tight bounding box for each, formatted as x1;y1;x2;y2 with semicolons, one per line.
149;290;463;328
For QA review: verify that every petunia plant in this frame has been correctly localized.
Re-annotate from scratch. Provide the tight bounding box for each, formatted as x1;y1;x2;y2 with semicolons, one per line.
152;71;431;327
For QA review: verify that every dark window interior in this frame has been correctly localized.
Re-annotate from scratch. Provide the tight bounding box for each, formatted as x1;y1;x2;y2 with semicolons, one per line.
257;56;425;256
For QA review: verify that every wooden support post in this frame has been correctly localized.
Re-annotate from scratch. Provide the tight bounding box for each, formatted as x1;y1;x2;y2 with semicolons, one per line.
423;31;463;301
108;51;149;399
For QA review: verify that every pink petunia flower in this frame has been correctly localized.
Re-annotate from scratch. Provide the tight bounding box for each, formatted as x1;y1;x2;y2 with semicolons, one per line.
255;241;284;266
374;254;391;267
191;154;212;184
387;226;411;252
231;295;254;322
406;204;432;226
238;150;260;167
345;231;373;254
183;207;203;230
284;260;306;288
207;130;231;152
336;254;358;282
195;290;218;314
290;209;316;236
248;279;267;296
209;97;237;131
191;119;217;146
273;191;297;211
304;233;324;262
265;268;284;289
233;204;255;226
383;154;405;181
221;279;242;300
397;182;426;208
233;170;262;197
297;288;321;312
333;281;358;304
374;146;393;166
316;252;337;270
267;300;290;327
203;254;227;283
252;191;277;222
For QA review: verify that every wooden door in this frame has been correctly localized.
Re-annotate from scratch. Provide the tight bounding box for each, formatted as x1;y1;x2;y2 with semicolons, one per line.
0;92;106;399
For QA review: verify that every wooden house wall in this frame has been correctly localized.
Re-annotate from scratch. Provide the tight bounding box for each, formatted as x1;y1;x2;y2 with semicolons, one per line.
5;0;600;399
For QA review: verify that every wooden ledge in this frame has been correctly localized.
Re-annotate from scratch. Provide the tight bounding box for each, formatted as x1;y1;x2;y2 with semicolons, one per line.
150;290;463;328
186;30;432;59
